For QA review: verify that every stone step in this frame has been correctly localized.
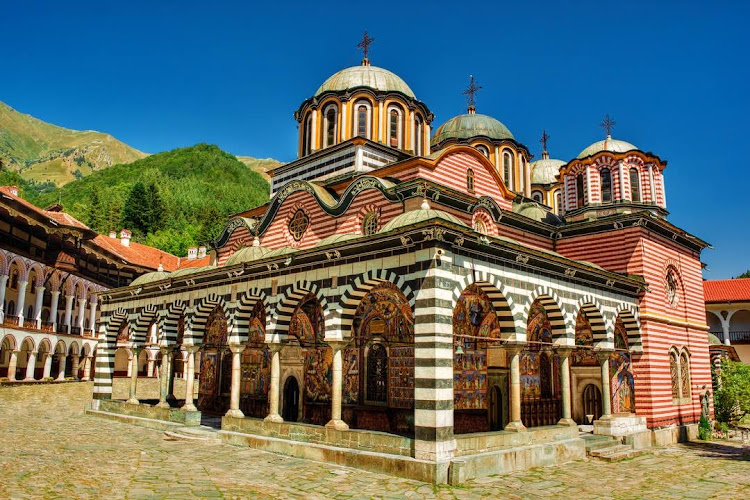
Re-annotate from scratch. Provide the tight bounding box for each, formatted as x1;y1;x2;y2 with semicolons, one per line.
589;444;632;458
164;426;221;443
598;450;635;462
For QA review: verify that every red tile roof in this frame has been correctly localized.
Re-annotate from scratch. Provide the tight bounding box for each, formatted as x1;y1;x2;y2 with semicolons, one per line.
0;186;89;230
704;278;750;303
92;235;180;272
176;255;211;269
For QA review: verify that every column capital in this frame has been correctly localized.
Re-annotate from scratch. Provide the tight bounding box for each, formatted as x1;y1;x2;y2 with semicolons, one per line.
504;342;526;355
595;349;614;362
229;344;245;354
326;339;350;352
555;347;574;358
266;342;284;354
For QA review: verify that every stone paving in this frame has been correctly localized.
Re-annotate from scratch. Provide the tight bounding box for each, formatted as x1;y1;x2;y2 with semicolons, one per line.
1;382;748;499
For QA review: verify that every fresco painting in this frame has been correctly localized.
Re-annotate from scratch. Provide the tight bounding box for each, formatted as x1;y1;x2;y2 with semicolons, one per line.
610;318;636;413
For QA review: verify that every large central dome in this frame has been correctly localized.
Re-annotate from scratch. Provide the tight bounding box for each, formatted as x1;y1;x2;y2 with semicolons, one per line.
315;65;416;99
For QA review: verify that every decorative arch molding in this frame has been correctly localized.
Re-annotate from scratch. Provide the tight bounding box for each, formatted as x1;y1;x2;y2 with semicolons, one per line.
68;341;80;356
0;250;8;276
575;296;609;345
337;269;416;338
615;305;642;353
270;280;329;342
8;255;29;281
54;340;68;354
471;208;497;236
229;288;270;345
103;308;129;345
352;203;382;235
81;343;92;357
188;293;229;345
0;333;17;350
522;286;572;344
450;270;518;339
26;262;45;286
162;300;187;346
20;335;36;351
131;304;160;347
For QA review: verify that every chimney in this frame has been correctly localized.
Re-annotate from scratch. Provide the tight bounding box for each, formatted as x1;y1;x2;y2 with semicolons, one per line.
187;247;197;260
120;229;131;247
7;186;19;197
198;246;207;259
109;231;117;239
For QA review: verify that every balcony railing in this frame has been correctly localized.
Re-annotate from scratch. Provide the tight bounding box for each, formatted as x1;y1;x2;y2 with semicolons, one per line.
3;315;19;326
70;326;81;336
0;318;91;338
23;319;37;330
40;321;55;332
729;330;750;343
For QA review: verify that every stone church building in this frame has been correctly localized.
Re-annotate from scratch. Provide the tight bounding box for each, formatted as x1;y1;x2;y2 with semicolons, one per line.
90;47;711;483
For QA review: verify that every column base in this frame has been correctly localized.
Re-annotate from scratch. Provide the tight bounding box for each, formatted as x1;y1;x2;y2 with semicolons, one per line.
504;420;527;432
557;418;577;427
264;413;283;423
325;419;349;431
183;403;198;412
126;398;140;405
225;409;245;419
156;400;171;409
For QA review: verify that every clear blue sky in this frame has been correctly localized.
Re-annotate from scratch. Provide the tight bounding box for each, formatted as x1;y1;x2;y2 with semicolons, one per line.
2;1;748;278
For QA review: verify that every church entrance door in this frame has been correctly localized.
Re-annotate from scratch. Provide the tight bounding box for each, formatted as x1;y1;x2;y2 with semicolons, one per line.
489;385;505;431
283;377;300;422
582;384;602;423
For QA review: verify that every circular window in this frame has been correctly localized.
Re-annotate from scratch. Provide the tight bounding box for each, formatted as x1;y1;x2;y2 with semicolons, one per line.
665;270;678;306
289;209;309;241
362;211;379;236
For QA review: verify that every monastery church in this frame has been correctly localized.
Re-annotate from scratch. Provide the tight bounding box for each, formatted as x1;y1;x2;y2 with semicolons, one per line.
89;37;711;483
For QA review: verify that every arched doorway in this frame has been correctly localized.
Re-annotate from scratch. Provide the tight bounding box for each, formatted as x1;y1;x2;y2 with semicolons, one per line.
239;302;270;418
582;384;602;422
282;376;300;422
197;306;231;414
489;385;506;431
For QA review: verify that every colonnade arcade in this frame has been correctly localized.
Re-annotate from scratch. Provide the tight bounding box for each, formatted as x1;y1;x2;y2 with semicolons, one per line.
0;332;96;381
97;271;642;439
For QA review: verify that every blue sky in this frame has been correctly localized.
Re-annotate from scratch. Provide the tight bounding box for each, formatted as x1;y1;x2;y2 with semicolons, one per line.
2;1;748;278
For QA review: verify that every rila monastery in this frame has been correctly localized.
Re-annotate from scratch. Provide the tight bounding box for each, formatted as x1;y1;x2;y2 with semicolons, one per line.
2;18;749;496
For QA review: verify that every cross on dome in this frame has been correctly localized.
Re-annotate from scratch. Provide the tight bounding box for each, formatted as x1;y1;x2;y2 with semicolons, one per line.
601;114;616;138
462;75;482;113
357;31;375;66
540;130;550;159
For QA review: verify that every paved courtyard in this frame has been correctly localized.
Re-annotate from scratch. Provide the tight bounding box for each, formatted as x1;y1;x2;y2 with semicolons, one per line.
0;382;748;499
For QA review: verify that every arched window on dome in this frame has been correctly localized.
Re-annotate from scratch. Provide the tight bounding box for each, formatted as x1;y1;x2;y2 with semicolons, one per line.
576;174;585;208
467;168;475;192
388;105;403;149
531;191;543;203
503;151;514;191
414;115;424;156
554;190;563;215
600;168;612;203
302;112;313;156
475;144;489;158
323;104;338;148
354;100;372;139
519;156;526;193
630;168;641;202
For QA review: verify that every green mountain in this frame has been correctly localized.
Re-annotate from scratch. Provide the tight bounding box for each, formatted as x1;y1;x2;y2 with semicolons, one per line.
235;156;280;181
29;144;270;256
0;101;146;185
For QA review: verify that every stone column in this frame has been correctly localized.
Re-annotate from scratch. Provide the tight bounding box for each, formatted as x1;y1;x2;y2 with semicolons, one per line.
33;286;45;328
0;274;8;323
183;346;198;411
56;353;66;381
264;343;283;423
63;294;75;333
127;347;140;404
146;353;155;378
77;298;86;332
82;356;92;380
71;354;80;379
156;347;171;408
24;350;38;381
49;291;60;332
167;348;177;404
557;348;576;426
325;341;349;430
226;345;245;418
88;299;98;335
126;351;133;377
42;352;53;379
505;343;526;431
7;350;19;381
16;280;28;326
721;321;731;346
597;351;613;419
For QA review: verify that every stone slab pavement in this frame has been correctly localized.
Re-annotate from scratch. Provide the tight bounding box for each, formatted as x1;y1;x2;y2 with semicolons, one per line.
0;382;748;499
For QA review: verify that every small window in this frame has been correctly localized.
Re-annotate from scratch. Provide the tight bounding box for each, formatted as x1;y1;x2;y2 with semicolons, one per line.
467;168;475;192
476;145;489;157
576;174;585;208
357;105;368;138
289;209;309;241
302;113;313;155
473;219;486;235
367;343;388;403
362;211;379;236
324;106;338;148
389;108;401;148
30;278;36;295
503;152;513;190
414;115;423;156
630;168;641;202
666;270;678;306
531;191;543;203
10;271;18;290
680;352;691;399
555;190;563;215
600;168;612;203
669;352;679;398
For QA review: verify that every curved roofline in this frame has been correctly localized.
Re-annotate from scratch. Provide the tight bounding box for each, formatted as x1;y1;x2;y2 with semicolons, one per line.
431;135;531;157
295;87;433;121
559;149;667;176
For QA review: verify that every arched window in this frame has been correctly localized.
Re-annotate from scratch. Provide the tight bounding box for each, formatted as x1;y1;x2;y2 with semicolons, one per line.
388;106;403;149
10;270;18;290
576;174;585;208
600;168;612;203
288;209;309;241
630;168;641;202
414;115;423;156
366;343;388;403
302;112;313;156
323;104;338;148
27;305;33;319
503;151;514;191
473;219;486;235
666;269;678;306
7;301;15;316
475;144;489;158
519;156;526;192
554;190;563;215
669;351;679;398
355;100;371;139
29;274;36;294
362;211;379;236
531;191;543;203
680;352;691;399
467;168;475;192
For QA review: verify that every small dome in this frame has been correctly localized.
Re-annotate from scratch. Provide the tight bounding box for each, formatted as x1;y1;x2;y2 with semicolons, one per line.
531;156;565;185
315;65;416;99
379;203;467;233
171;265;215;278
512;201;562;225
431;112;514;147
130;270;169;286
708;333;722;346
314;233;361;247
577;135;638;159
224;245;271;266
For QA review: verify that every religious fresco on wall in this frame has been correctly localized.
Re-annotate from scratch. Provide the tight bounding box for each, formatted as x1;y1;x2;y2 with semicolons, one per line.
610;318;636;413
288;294;332;404
198;307;229;412
520;302;559;400
572;311;599;366
348;283;414;408
241;312;270;399
453;285;502;410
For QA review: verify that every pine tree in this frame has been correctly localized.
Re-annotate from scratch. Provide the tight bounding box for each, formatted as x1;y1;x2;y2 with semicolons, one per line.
121;181;149;235
143;182;165;234
86;190;104;232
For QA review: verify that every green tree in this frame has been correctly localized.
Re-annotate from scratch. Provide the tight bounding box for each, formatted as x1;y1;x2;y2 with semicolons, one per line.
121;181;149;235
736;270;750;279
196;206;225;247
143;182;165;234
714;359;750;423
86;190;105;232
